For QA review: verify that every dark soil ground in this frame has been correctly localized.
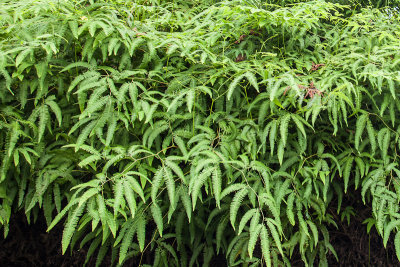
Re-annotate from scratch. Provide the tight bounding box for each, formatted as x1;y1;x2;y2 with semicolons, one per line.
324;194;400;267
1;195;399;267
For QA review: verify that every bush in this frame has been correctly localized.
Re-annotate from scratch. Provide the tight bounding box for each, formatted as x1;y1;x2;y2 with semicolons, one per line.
1;0;400;266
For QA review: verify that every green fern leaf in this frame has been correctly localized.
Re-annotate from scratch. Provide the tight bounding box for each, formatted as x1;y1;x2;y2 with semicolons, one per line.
259;101;269;126
68;20;79;39
269;79;283;101
227;74;244;101
354;157;365;178
382;128;390;159
286;193;295;225
355;114;368;150
46;100;62;127
95;239;109;267
260;225;271;267
395;231;400;261
248;224;262;258
164;166;176;208
244;71;259;92
361;178;375;204
151;203;163;237
267;219;283;255
173;135;189;159
383;220;400;248
238;208;256;235
186;89;195;113
38;105;49;142
151;168;164;202
84;235;101;265
136;214;146;252
79;96;109;120
122;182;136;217
165;159;186;184
113;180;124;217
105;115;117;147
291;114;308;138
15;48;33;68
298;211;310;238
343;157;354;193
212;166;222;208
126;175;145;203
179;185;192;222
119;220;137;264
7;122;20;157
230;188;248;229
78;187;99;207
47;198;80;232
280;114;291;147
75;121;96;151
144;103;159;124
307;220;319;247
191;167;213;210
146;121;169;148
220;184;247;200
53;184;61;213
62;203;86;254
388;79;395;99
277;139;285;165
78;154;101;168
216;216;229;253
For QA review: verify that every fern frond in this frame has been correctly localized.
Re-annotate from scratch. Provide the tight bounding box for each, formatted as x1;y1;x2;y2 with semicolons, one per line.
248;224;262;258
355;113;368;150
280;114;290;147
126;175;145;203
113;180;124;217
123;180;137;219
260;225;271;267
119;219;137;264
383;220;400;248
62;203;86;254
230;187;248;230
164;166;176;208
151;203;163;237
238;208;256;235
136;214;146;252
151;167;163;202
179;185;192;222
227;74;244;101
244;71;259;92
38;105;49;142
395;231;400;261
78;187;99;207
191;167;213;210
266;219;283;255
212;166;222;208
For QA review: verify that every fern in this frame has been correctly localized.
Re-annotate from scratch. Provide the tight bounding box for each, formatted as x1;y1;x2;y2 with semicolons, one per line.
395;231;400;261
261;225;272;267
164;166;176;208
113;180;124;217
227;74;244;101
230;187;248;230
62;203;86;254
248;224;262;258
355;113;368;151
3;0;400;266
151;203;164;237
119;219;137;264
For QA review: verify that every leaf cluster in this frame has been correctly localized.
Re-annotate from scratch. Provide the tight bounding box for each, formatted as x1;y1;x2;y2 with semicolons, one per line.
1;0;400;266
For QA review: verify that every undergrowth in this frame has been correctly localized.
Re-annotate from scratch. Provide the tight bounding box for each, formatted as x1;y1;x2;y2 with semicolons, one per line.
1;0;400;266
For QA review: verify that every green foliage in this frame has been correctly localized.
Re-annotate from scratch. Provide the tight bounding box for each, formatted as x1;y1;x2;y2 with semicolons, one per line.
2;0;400;266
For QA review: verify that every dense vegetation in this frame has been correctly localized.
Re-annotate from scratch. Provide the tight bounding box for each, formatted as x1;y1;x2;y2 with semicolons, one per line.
1;0;400;266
